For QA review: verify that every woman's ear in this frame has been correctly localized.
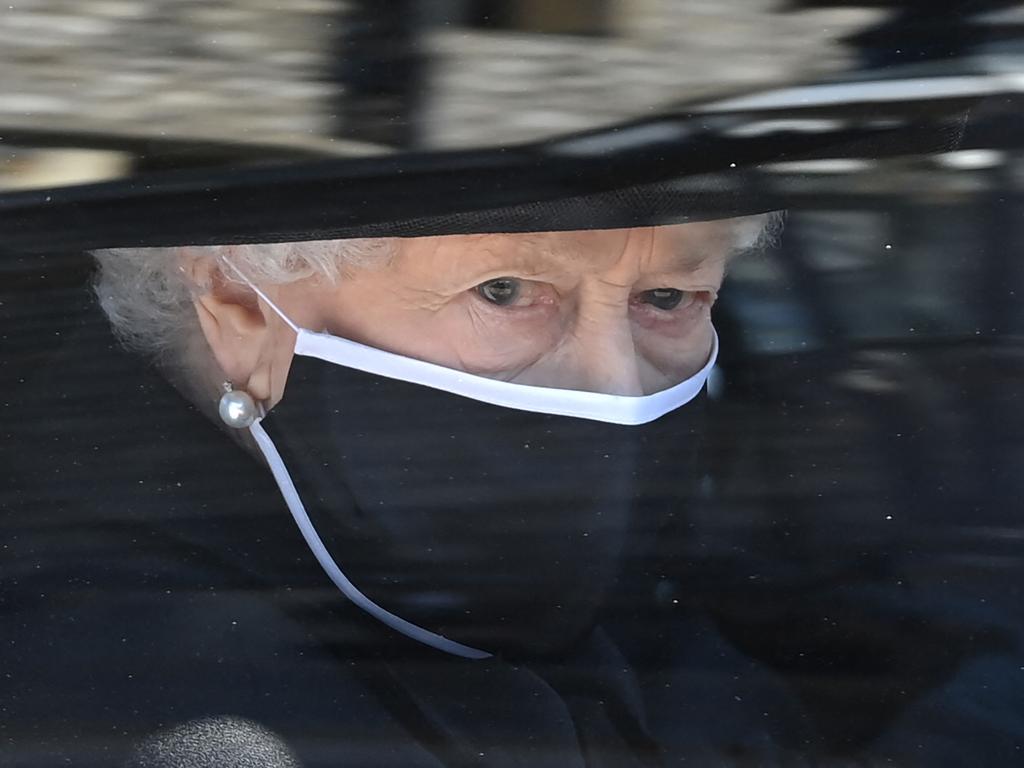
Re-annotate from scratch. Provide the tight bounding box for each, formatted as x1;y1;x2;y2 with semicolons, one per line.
181;251;283;402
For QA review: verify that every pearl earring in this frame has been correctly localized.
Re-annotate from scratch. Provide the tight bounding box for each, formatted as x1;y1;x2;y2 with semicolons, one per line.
218;382;262;429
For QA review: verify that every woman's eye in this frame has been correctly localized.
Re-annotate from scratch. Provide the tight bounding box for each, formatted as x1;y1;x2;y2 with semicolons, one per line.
476;277;521;306
640;288;688;311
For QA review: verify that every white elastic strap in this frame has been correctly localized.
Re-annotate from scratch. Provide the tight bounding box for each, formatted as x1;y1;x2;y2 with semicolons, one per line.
222;255;715;425
294;327;718;425
249;419;493;660
220;257;300;333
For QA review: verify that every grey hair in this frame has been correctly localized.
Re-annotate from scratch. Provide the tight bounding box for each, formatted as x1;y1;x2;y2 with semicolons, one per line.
92;238;396;364
734;209;786;255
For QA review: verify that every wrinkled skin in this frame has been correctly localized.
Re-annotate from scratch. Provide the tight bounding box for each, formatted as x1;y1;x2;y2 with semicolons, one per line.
187;223;739;408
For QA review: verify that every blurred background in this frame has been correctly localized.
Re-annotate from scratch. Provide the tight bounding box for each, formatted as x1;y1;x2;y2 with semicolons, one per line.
0;0;931;189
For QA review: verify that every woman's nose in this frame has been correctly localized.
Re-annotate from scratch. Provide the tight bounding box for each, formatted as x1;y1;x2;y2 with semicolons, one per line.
568;297;645;396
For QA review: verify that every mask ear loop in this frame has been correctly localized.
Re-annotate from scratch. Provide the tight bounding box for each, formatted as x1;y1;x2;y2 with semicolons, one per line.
218;256;493;660
250;419;493;660
219;256;301;334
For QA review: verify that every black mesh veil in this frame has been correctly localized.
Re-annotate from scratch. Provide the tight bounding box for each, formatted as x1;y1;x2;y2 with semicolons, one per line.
1;81;1002;254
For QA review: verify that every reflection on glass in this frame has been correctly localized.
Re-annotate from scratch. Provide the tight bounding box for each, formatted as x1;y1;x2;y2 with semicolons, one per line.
1;0;887;191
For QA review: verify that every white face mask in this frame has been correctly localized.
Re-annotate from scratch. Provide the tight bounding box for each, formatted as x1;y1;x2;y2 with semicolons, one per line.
227;264;719;660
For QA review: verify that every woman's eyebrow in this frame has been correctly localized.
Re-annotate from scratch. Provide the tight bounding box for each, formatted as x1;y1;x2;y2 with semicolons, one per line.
670;248;728;273
432;232;726;287
481;235;583;265
438;237;574;284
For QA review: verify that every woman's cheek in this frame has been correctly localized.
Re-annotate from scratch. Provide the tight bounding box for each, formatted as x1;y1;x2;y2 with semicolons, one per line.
632;297;715;377
442;299;563;378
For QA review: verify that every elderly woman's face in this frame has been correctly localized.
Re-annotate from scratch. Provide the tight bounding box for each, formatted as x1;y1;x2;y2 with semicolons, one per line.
194;223;736;407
